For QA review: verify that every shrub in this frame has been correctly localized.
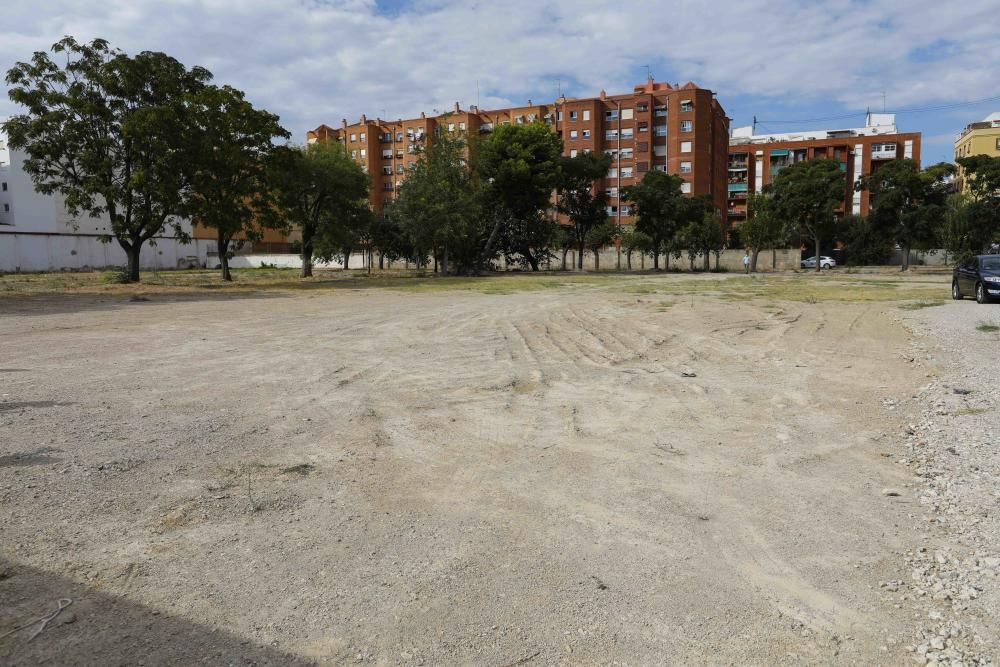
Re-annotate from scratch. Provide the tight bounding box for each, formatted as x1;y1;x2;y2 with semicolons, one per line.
102;266;131;284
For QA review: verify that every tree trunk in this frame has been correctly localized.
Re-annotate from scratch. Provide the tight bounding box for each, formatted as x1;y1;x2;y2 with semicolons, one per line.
217;236;232;282
441;246;448;275
343;246;352;271
301;233;314;278
664;251;670;271
751;248;760;273
379;252;385;270
123;240;142;283
626;249;632;271
902;242;911;271
653;249;660;270
577;242;585;270
772;247;777;269
703;252;710;272
524;248;539;272
814;234;821;273
593;248;600;271
561;248;568;271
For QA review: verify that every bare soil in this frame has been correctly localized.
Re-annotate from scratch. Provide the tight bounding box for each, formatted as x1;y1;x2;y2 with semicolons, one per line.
0;272;965;664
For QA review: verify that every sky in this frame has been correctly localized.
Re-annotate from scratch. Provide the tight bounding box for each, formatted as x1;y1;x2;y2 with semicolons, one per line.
2;0;999;165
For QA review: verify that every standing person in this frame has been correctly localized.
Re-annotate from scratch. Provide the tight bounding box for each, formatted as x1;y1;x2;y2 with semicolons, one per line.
743;251;751;274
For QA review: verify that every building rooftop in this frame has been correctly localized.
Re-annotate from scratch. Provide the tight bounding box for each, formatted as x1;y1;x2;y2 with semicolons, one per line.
730;113;900;145
956;112;1000;141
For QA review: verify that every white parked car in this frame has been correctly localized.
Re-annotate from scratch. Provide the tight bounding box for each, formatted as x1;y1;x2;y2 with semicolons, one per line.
801;256;836;269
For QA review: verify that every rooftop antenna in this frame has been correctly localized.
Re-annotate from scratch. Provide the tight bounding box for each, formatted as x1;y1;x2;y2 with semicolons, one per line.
644;64;652;81
557;78;561;98
752;115;757;134
476;80;480;109
881;91;886;113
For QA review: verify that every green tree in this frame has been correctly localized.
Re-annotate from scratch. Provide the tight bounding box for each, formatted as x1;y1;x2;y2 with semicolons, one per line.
770;159;845;273
857;160;954;270
184;84;289;281
3;37;211;282
369;209;408;270
679;199;724;271
621;170;686;270
556;152;613;270
837;214;893;266
265;141;369;278
478;122;563;271
955;154;1000;253
584;220;616;271
393;131;485;274
622;227;652;270
740;192;785;272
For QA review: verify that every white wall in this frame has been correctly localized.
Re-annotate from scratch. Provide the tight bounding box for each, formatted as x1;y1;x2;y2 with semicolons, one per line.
0;143;203;272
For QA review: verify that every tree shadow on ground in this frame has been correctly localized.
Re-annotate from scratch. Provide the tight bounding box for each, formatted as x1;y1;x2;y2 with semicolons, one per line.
0;558;315;666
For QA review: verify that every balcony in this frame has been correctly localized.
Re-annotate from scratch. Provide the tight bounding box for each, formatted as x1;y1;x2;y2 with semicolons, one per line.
727;182;748;194
728;161;748;170
871;145;897;160
728;208;747;217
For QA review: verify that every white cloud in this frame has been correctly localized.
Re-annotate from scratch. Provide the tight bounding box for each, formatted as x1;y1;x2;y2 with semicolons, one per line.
2;0;997;141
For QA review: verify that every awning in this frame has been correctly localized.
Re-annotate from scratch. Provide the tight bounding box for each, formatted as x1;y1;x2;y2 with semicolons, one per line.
769;149;789;156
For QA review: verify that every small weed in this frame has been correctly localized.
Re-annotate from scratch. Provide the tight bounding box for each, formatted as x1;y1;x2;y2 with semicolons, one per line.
900;301;945;310
101;267;131;284
955;407;989;416
976;323;999;332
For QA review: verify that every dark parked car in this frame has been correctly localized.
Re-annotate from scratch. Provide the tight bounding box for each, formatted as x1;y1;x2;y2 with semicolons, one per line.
952;254;1000;304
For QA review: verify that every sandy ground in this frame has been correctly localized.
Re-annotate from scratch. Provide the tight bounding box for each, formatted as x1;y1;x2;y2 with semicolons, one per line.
0;273;972;664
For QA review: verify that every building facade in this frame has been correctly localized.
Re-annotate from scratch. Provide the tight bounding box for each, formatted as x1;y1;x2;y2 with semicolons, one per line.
726;114;921;228
954;112;1000;194
308;79;730;227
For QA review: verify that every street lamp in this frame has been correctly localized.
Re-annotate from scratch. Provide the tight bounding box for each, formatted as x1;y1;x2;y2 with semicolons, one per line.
614;99;622;271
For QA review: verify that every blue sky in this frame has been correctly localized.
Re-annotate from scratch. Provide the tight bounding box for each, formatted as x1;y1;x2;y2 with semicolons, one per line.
2;0;998;165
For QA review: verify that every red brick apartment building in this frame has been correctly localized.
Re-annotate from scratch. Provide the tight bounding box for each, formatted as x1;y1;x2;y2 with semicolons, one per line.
308;79;730;227
726;113;921;227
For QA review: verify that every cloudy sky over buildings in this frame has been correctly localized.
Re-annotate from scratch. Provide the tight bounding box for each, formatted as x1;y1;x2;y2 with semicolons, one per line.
2;0;998;163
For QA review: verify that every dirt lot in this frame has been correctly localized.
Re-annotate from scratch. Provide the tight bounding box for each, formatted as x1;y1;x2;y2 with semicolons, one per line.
3;270;990;665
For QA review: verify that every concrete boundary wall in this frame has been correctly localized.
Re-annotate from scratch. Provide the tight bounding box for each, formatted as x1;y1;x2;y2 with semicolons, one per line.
0;234;210;272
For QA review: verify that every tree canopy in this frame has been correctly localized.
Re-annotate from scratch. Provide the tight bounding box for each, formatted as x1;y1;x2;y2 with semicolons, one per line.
621;170;686;270
4;36;212;281
556;151;612;270
769;159;845;272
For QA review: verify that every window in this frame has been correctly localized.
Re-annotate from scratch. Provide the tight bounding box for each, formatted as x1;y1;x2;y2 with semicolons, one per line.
407;160;414;168
382;149;392;159
3;204;8;212
654;165;667;172
557;111;564;121
680;161;692;173
382;132;392;142
1;182;6;191
570;130;578;139
605;109;619;120
605;129;619;140
620;205;631;215
350;133;357;142
680;120;693;132
638;121;649;133
383;182;393;191
681;182;692;194
607;168;618;178
570;149;578;158
396;150;404;159
570;111;578;120
622;109;634;120
582;129;591;139
606;187;618;198
636;103;649;112
360;149;366;158
448;123;455;132
407;128;415;137
459;122;466;131
621;167;633;178
680;100;693;112
359;133;366;141
620;148;633;159
605;149;618;159
622;128;634;139
654;125;667;136
396;165;404;174
654;105;667;117
606;205;618;216
583;110;590;121
680;141;692;153
351;150;357;159
996;138;1000;150
382;166;392;175
396;132;404;141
